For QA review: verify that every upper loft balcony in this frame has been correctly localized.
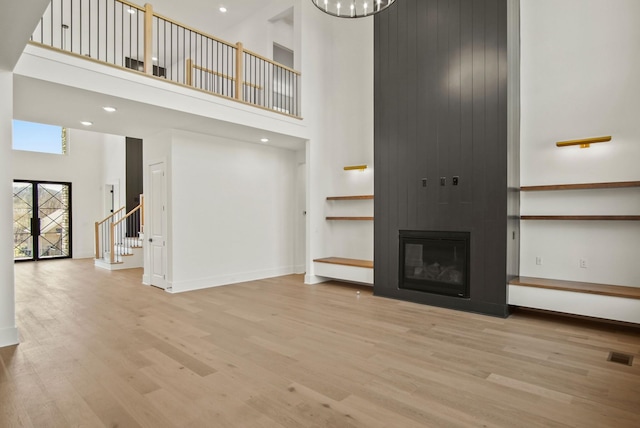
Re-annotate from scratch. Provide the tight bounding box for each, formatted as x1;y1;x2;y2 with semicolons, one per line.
28;0;301;120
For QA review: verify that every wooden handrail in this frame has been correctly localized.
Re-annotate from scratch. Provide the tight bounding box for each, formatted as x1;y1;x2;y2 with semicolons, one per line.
109;199;144;263
152;11;238;50
113;204;142;227
118;0;145;12
187;61;263;89
95;207;125;260
96;207;126;227
244;47;302;75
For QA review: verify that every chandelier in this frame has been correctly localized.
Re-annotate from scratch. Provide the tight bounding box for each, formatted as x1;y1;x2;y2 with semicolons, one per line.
311;0;396;18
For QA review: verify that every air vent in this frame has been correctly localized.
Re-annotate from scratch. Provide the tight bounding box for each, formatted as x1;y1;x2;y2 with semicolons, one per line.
607;352;634;366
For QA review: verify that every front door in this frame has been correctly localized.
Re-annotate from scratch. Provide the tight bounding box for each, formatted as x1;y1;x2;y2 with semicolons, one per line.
13;180;72;261
148;162;167;289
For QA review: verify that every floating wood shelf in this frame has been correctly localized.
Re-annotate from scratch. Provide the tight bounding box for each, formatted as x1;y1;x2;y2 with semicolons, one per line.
521;181;640;191
326;216;374;221
326;195;374;200
314;257;374;269
510;277;640;300
520;215;640;221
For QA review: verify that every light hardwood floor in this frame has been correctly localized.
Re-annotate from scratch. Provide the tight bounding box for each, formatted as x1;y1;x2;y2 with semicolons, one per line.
2;259;639;427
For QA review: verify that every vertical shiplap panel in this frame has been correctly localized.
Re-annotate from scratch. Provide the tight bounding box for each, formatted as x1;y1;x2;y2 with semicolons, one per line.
373;8;389;289
436;0;450;210
424;0;440;231
374;0;509;315
460;0;475;205
396;0;409;231
405;0;418;229
448;0;462;228
415;0;430;230
482;0;506;303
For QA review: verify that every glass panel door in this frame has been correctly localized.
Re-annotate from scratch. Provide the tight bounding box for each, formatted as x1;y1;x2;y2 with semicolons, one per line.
37;182;71;259
13;180;72;261
13;182;34;260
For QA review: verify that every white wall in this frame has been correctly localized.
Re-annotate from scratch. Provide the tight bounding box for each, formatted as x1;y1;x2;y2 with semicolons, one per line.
11;128;125;259
216;1;296;59
102;133;126;213
520;0;640;287
0;71;18;347
301;4;374;280
162;130;297;293
212;2;375;280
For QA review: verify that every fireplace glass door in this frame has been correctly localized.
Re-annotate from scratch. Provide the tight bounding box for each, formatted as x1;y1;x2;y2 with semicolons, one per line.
399;230;470;298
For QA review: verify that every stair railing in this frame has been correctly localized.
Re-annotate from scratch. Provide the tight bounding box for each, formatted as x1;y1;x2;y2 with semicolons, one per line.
30;0;301;118
95;206;126;260
109;196;144;263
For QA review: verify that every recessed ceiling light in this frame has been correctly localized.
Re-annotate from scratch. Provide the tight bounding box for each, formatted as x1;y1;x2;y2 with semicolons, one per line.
260;138;269;143
152;57;158;61
80;121;93;126
219;6;227;13
103;106;117;113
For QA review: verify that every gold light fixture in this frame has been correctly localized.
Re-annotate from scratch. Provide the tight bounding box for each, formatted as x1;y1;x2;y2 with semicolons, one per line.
344;164;368;171
556;136;611;149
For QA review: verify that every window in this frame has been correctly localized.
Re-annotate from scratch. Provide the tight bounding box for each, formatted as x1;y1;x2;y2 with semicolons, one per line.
12;120;67;155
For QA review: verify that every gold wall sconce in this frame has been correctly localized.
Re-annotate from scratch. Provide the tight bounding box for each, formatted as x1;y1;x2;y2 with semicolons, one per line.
556;136;611;149
344;165;368;171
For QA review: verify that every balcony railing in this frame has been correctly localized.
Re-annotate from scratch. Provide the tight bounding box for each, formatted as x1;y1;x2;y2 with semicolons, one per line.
30;0;301;118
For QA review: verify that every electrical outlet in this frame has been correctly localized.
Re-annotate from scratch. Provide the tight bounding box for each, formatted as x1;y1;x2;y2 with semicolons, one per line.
580;258;588;268
535;256;542;265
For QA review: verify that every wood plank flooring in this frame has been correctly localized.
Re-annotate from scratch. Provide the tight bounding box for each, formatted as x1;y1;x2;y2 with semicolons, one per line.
2;259;639;427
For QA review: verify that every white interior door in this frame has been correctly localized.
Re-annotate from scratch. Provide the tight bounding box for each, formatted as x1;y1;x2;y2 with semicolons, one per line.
148;161;167;289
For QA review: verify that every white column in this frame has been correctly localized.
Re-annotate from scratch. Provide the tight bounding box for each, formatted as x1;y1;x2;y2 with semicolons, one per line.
0;71;18;347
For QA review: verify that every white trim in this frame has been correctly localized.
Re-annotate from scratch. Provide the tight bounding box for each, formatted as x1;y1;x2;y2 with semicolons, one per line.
304;274;330;285
0;327;19;348
169;266;296;293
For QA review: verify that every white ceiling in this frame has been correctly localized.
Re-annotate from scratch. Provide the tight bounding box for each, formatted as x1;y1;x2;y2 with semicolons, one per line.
0;0;50;71
151;0;289;36
13;74;305;151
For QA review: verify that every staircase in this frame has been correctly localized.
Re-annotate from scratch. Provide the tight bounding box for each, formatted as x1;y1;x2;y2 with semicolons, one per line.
94;196;144;271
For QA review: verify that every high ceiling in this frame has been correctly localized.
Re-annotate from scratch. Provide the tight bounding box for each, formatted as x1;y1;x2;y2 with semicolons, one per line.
150;0;291;36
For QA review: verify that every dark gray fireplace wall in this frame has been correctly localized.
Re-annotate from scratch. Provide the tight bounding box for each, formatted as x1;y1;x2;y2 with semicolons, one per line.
373;0;516;316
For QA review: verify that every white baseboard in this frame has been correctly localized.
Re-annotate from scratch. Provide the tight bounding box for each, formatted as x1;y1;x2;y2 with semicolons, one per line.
304;274;330;285
73;252;96;259
170;266;295;293
0;326;19;348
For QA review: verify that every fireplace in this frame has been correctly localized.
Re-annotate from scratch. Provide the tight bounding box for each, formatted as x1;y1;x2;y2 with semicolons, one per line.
399;230;470;298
